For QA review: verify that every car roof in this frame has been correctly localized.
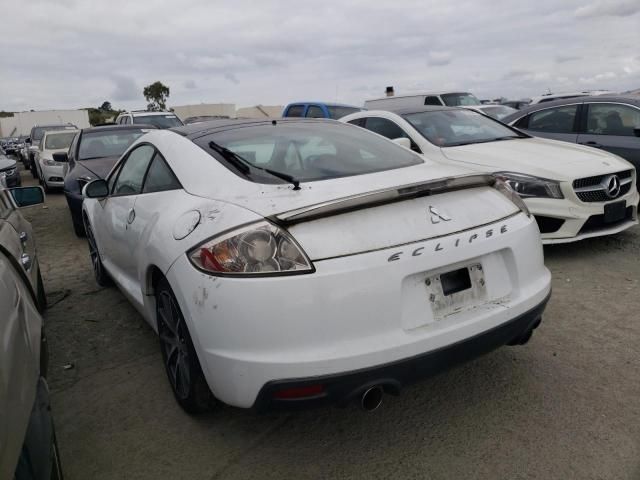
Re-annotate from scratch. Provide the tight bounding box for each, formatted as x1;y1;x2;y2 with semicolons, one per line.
42;129;79;136
365;105;462;116
122;111;178;117
504;95;640;121
285;102;360;108
171;117;338;140
365;92;474;102
79;124;159;134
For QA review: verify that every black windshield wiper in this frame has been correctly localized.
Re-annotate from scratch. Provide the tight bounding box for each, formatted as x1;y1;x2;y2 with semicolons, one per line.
208;141;300;190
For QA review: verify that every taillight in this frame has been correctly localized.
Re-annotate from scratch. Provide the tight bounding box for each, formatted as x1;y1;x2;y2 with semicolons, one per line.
188;221;314;276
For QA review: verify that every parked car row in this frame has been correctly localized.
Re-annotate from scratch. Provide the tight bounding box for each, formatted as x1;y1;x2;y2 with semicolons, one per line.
4;89;638;423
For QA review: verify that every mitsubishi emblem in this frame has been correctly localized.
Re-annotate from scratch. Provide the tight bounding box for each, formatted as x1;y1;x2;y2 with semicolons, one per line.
429;206;452;224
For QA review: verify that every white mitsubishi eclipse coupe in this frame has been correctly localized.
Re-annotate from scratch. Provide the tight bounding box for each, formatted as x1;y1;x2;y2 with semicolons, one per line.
341;107;639;243
82;119;551;413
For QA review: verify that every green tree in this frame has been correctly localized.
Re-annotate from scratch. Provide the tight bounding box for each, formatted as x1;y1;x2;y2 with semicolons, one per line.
100;101;112;111
143;81;170;111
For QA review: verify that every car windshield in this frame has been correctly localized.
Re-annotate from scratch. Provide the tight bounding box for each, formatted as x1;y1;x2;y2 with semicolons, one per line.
198;121;423;183
440;93;481;106
33;125;75;141
403;109;523;147
327;106;361;119
133;115;183;128
44;131;77;150
78;129;148;160
478;105;518;120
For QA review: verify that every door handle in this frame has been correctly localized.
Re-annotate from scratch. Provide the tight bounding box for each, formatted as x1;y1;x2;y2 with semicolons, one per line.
127;208;136;224
21;253;32;270
19;231;28;244
581;141;602;148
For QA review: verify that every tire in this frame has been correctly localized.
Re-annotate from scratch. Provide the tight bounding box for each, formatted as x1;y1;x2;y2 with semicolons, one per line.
72;214;86;237
156;277;215;413
84;219;112;287
36;268;47;312
30;162;38;179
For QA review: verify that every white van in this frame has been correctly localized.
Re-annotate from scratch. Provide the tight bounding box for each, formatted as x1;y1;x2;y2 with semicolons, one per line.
364;91;481;110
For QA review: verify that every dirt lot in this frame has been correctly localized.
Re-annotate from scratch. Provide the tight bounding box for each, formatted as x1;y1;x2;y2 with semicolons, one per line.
18;166;640;479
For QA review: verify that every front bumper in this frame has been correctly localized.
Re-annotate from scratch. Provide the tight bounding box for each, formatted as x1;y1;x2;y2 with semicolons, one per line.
166;212;551;409
525;188;639;244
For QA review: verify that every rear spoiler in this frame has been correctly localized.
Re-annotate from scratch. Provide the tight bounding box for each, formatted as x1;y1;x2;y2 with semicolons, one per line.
272;174;495;226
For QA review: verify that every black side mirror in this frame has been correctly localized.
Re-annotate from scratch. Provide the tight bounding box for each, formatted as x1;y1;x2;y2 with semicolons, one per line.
25;138;31;144
633;127;640;138
84;179;109;198
9;187;45;207
52;152;68;162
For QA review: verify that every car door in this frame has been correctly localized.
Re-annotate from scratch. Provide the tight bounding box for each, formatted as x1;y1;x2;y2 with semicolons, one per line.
0;190;38;291
576;102;640;170
515;104;581;143
96;144;155;286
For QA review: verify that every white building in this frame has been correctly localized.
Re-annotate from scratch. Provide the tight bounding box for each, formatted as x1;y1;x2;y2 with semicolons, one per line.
236;105;284;118
0;110;90;137
171;103;236;121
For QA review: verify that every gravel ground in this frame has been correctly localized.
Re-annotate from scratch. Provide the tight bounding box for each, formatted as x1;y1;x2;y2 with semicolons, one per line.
18;166;640;479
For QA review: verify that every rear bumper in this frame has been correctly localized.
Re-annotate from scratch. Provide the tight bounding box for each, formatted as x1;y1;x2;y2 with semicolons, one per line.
254;290;550;412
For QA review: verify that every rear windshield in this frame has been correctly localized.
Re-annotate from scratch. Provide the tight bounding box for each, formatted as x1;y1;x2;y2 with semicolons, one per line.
45;131;77;150
32;125;76;141
133;115;183;128
440;93;481;106
78;129;149;160
403;109;523;147
327;106;361;119
197;121;422;183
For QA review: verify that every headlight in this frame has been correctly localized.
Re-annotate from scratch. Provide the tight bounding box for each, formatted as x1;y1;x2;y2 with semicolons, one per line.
494;172;563;199
2;168;16;177
44;159;59;166
493;177;531;217
189;221;314;276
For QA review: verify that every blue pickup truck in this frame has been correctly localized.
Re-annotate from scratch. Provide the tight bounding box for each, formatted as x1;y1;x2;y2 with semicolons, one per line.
282;102;363;119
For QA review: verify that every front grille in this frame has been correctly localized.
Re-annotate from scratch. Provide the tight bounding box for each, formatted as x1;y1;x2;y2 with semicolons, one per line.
573;170;633;202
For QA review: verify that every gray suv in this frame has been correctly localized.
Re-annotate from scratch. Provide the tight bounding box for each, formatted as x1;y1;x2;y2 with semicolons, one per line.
503;95;640;178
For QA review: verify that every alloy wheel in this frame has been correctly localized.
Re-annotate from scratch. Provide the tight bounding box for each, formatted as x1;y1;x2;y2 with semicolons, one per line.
157;290;191;399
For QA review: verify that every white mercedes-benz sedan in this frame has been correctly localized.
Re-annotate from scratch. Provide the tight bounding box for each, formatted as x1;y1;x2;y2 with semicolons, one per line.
341;107;639;244
82;119;551;413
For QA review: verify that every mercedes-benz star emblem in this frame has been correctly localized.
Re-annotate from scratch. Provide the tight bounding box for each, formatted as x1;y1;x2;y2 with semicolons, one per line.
603;174;621;199
429;206;451;224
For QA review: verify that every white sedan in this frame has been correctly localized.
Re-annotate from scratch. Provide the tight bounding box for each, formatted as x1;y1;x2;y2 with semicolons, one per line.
35;129;79;191
341;108;639;244
82;119;551;413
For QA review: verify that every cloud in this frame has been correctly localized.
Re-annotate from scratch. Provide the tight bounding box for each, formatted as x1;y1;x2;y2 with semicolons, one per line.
555;55;581;63
427;51;452;67
0;0;639;111
575;0;640;18
578;71;618;85
223;72;240;85
111;75;139;102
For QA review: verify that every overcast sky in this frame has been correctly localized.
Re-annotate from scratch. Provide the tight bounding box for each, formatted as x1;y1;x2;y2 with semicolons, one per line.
1;0;639;112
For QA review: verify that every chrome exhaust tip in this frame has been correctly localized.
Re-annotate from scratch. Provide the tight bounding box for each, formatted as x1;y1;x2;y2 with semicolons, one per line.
360;386;384;412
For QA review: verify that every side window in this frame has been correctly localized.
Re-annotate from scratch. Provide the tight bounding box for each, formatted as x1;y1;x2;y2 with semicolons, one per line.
142;154;181;193
285;105;304;117
585;103;640;136
514;115;530;129
347;118;365;127
306;106;325;118
124;116;131;125
363;117;409;140
528;105;578;134
112;145;155;196
424;96;442;106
